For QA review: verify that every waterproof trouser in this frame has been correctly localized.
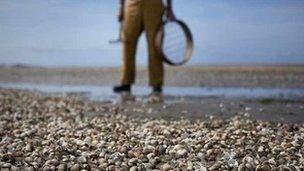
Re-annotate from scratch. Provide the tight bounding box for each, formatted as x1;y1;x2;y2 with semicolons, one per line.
121;0;165;87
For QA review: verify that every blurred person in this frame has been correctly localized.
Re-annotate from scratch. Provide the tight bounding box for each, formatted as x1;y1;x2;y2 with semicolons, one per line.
113;0;175;101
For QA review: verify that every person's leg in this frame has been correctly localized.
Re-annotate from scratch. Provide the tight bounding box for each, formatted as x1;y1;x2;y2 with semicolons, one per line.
119;0;143;88
143;0;165;89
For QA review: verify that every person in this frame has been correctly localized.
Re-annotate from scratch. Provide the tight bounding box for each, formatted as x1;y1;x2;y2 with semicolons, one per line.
113;0;175;101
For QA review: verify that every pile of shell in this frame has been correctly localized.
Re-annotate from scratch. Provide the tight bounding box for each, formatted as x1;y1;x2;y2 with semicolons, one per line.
0;88;303;170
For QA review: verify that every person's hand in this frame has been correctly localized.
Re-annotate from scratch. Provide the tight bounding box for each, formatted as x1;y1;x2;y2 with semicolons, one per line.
167;8;176;21
118;7;124;22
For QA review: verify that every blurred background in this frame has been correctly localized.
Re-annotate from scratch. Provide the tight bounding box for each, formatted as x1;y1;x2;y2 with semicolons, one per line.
0;0;304;67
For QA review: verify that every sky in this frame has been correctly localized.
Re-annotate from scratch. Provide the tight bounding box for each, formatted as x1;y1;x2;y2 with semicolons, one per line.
0;0;304;67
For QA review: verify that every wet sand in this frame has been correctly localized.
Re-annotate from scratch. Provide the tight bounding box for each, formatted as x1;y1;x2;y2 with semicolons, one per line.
0;65;304;123
114;97;304;124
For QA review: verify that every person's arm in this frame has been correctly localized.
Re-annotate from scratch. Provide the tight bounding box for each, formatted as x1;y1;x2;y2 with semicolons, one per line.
166;0;176;20
118;0;125;22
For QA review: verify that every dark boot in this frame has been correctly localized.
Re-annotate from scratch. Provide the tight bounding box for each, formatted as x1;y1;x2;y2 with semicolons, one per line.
153;86;162;93
113;84;131;93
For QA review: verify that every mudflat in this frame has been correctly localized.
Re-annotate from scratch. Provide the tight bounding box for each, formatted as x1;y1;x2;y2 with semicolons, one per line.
0;64;304;88
0;64;303;123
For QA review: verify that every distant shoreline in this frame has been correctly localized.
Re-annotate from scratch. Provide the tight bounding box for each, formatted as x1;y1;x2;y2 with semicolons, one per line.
1;64;304;88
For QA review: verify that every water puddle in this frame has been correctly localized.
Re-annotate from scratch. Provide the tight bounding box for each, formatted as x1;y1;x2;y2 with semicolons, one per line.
0;82;303;102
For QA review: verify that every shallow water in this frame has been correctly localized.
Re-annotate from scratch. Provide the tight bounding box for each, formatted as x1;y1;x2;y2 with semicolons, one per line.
1;82;304;102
